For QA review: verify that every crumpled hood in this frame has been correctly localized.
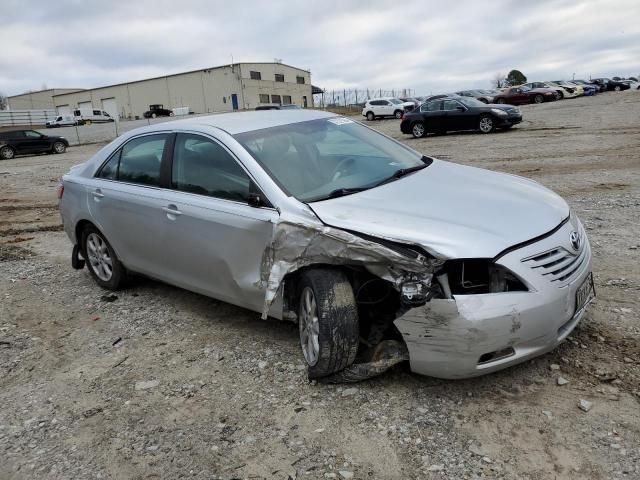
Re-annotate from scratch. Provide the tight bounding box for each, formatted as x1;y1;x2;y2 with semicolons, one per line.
309;159;569;259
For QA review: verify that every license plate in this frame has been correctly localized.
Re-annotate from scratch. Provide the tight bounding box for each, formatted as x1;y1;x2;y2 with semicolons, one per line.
575;272;595;314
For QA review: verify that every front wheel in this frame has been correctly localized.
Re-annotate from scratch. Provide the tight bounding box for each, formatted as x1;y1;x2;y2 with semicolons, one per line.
496;98;506;104
478;115;495;134
366;112;375;121
169;112;175;117
411;122;425;138
534;94;544;104
82;226;127;290
394;110;403;119
614;85;621;92
151;113;157;118
0;146;15;160
52;141;66;154
298;269;359;379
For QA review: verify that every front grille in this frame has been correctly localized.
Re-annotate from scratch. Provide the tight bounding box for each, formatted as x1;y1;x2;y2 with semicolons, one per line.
521;225;588;287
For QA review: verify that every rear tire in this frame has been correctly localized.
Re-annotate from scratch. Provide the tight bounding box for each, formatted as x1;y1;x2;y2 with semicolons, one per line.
411;122;426;138
366;111;375;121
52;141;66;154
297;269;359;379
81;225;127;290
478;114;495;134
394;110;403;119
0;146;15;160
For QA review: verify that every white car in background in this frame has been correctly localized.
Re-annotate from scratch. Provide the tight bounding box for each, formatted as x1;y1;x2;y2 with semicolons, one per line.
73;108;116;125
46;115;81;128
362;97;413;121
546;81;582;98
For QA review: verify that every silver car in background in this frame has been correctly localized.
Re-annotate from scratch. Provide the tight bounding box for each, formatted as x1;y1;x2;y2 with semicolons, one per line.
59;110;594;381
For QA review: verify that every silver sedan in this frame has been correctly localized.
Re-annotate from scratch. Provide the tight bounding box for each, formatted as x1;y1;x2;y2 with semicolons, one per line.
59;110;594;381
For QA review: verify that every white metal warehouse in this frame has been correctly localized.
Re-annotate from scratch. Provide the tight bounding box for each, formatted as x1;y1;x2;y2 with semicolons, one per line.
51;62;313;120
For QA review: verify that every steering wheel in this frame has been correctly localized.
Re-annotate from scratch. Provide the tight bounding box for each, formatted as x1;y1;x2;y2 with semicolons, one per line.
330;156;357;180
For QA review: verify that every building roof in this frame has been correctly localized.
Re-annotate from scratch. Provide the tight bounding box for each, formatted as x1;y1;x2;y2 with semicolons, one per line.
51;62;311;98
9;88;85;99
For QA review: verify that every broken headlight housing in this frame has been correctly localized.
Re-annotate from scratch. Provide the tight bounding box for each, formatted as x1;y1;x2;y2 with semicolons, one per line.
438;259;527;295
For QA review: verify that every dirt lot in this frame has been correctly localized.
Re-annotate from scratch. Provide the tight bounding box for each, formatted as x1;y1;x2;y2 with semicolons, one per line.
1;91;639;480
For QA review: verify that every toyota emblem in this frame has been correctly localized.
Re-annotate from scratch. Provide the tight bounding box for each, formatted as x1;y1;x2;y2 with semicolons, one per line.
569;231;581;251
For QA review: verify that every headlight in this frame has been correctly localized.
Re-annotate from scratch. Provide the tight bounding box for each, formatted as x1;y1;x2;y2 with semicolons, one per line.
491;108;508;116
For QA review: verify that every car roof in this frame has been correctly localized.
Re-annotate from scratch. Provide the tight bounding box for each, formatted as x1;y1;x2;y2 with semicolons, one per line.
144;109;339;135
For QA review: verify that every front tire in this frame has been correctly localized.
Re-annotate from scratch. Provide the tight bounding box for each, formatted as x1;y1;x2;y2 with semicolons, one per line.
169;112;175;117
82;226;127;290
151;113;157;118
297;269;359;379
614;85;621;92
411;122;426;138
366;111;375;121
394;110;403;119
534;94;544;104
0;146;15;160
496;98;506;104
478;114;495;134
52;141;66;154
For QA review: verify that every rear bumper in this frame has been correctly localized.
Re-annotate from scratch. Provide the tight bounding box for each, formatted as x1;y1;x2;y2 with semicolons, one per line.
395;217;593;379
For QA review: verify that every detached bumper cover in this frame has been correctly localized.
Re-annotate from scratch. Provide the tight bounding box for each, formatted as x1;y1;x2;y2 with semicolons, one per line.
395;218;593;379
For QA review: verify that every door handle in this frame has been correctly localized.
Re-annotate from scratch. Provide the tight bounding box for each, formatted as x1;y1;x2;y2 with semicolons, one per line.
162;205;182;216
92;189;104;199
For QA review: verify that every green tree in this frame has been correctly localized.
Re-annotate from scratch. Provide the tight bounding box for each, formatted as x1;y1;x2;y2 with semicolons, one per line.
506;70;527;86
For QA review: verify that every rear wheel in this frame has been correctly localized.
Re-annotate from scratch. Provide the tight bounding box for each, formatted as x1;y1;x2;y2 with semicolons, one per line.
478;114;495;134
394;110;403;119
297;269;359;379
52;141;66;154
82;226;127;290
534;94;544;104
411;122;425;138
0;146;15;160
366;111;375;121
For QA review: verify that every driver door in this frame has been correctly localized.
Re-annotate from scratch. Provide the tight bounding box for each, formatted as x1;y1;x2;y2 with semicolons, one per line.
22;131;50;153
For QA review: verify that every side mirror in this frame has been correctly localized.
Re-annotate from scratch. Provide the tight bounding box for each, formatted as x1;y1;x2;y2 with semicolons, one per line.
248;192;265;208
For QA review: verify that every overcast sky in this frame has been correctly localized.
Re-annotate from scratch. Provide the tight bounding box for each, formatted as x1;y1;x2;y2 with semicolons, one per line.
2;0;639;96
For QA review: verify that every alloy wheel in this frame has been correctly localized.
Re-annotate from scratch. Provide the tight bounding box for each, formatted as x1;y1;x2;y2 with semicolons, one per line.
479;117;493;133
299;287;320;366
0;146;14;160
86;233;113;282
412;123;425;138
53;142;65;153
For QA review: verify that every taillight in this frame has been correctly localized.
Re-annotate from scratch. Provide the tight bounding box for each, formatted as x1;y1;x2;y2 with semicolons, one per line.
56;183;64;199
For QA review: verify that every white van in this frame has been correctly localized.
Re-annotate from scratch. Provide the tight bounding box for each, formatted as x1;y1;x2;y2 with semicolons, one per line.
73;109;115;125
46;115;80;128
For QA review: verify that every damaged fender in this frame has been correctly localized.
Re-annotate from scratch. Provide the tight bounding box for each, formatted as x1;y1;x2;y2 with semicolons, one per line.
260;211;443;319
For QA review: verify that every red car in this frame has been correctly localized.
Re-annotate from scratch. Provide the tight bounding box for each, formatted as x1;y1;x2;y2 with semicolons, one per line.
493;86;557;105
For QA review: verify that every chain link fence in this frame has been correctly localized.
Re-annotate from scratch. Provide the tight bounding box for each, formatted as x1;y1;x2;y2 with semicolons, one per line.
313;88;417;111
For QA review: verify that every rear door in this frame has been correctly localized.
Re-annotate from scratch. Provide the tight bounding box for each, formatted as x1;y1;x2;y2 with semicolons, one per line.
88;133;171;277
160;132;278;311
420;100;443;131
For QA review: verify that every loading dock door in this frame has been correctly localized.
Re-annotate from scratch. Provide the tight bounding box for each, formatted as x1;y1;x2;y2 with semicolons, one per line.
101;98;118;120
57;105;71;115
78;101;93;115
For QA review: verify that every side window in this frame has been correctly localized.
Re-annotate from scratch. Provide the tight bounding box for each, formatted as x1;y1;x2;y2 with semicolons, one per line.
422;101;441;112
443;100;461;111
25;131;42;138
171;133;250;202
97;150;120;180
117;134;168;186
93;110;101;115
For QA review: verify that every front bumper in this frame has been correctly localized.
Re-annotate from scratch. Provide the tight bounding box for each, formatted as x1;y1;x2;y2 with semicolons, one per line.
395;217;593;379
498;114;522;127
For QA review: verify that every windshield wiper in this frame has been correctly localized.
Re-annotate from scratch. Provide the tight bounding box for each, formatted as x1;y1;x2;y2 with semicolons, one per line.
317;187;369;201
374;163;427;187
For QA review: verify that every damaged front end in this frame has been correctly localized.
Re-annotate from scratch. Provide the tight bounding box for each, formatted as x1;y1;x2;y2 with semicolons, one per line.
260;210;540;382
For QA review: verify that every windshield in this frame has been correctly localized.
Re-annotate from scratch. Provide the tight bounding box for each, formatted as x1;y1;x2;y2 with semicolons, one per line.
458;97;487;108
234;118;426;202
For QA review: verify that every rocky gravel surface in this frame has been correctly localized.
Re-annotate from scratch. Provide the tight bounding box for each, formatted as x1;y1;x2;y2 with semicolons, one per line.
1;90;639;479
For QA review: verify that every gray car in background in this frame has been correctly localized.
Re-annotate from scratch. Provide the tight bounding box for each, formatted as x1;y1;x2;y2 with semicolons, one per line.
59;110;594;381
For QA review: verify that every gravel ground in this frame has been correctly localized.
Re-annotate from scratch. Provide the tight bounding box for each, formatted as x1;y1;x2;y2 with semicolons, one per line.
1;91;639;480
